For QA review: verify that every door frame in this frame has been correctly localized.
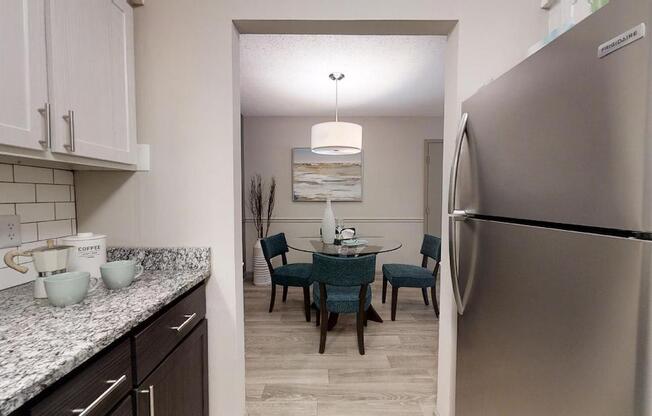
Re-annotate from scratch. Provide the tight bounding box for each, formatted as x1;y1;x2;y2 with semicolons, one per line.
424;138;444;235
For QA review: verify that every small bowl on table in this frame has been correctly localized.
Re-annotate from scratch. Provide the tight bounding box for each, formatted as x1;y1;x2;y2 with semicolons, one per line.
44;271;91;307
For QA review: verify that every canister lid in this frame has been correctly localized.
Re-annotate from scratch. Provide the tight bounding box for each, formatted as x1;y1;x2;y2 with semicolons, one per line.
61;233;107;241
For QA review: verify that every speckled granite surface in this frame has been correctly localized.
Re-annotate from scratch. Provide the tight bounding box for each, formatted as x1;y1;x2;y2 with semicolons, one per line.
107;247;211;271
0;247;210;416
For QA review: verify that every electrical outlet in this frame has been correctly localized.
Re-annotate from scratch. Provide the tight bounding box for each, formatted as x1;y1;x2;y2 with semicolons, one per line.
0;215;22;249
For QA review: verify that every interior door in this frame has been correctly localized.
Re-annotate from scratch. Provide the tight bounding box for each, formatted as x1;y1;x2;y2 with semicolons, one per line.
425;140;443;237
47;0;135;164
0;0;49;151
456;0;652;232
454;218;649;416
137;320;209;416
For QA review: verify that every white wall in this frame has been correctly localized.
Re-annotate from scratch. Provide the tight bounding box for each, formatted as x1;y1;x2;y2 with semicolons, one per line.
242;116;442;271
75;1;548;415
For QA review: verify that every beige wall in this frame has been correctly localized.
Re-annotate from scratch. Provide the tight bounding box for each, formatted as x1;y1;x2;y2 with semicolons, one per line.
75;2;547;415
242;116;443;271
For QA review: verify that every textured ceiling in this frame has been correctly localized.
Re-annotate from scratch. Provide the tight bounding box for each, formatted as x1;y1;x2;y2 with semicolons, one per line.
239;35;446;117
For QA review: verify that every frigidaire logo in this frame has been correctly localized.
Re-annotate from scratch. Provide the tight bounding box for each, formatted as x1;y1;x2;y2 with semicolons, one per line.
598;23;646;58
79;245;101;252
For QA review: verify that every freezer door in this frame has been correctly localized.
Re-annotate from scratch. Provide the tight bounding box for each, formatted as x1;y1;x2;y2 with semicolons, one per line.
456;0;652;232
455;219;650;416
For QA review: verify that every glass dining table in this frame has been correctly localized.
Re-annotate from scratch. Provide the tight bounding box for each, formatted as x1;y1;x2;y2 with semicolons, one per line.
286;237;402;257
286;237;402;328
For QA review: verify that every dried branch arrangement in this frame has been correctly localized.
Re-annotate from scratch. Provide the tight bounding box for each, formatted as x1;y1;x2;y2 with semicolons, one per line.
248;174;276;239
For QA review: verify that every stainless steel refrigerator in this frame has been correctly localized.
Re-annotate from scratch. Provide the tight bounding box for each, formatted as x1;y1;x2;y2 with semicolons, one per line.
449;1;651;415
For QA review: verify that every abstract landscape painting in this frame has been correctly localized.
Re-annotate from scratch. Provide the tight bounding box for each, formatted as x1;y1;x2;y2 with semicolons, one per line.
292;148;362;202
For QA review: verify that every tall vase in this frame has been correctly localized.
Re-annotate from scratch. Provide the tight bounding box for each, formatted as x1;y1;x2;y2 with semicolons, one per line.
253;238;271;286
321;199;336;244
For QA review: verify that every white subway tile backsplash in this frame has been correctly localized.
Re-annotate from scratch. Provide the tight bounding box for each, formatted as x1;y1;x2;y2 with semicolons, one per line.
0;183;35;203
0;164;13;181
13;165;53;184
55;202;75;220
36;184;70;202
37;220;72;240
20;223;38;243
0;266;37;291
0;164;76;290
53;169;74;185
0;204;15;215
16;203;55;223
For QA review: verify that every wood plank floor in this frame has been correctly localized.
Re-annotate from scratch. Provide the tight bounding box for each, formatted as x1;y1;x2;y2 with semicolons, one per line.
245;279;439;416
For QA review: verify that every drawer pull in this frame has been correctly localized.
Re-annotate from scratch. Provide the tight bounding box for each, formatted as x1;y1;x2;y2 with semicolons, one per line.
71;374;127;415
138;385;156;416
170;313;197;332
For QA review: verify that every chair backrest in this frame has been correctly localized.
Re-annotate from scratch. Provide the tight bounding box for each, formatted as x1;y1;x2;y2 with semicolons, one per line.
260;233;288;269
420;234;441;263
311;253;376;286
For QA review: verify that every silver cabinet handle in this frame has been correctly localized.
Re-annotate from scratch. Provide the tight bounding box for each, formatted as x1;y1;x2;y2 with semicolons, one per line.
37;103;51;148
448;113;469;315
138;385;156;416
170;312;197;332
63;110;75;152
71;374;126;415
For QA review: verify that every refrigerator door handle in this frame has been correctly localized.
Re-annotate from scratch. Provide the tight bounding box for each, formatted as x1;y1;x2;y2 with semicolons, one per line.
447;112;468;215
448;113;469;315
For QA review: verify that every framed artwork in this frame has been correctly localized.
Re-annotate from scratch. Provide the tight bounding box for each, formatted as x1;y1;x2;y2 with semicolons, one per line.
292;148;363;202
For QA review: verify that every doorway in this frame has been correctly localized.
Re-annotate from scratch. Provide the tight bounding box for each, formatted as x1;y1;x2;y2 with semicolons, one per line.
235;20;454;416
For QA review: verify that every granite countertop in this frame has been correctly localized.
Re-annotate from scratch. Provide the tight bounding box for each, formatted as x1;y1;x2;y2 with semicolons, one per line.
0;247;210;416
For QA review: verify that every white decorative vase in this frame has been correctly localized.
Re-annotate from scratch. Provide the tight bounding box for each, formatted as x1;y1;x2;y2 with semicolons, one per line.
321;199;336;244
253;239;271;286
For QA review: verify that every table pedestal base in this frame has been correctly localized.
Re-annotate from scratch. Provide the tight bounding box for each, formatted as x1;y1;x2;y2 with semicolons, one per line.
326;304;383;331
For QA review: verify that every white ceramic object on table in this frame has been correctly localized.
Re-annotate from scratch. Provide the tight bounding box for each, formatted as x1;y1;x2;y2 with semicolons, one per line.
321;199;336;244
3;239;73;299
100;260;144;290
253;239;271;286
60;233;107;278
44;271;93;307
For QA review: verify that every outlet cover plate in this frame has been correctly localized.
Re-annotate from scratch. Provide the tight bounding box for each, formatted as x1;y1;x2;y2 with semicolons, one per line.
0;215;22;249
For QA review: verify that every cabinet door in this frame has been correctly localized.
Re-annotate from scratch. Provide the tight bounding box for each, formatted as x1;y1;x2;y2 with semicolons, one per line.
48;0;136;164
137;320;208;416
0;0;49;151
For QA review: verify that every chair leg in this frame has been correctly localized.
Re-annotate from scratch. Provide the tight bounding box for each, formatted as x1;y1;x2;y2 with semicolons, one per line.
316;307;321;327
421;288;430;306
391;286;398;321
319;283;328;354
431;285;439;318
268;284;276;313
319;307;328;354
282;285;288;302
357;284;367;355
356;312;365;355
303;286;311;322
382;276;388;304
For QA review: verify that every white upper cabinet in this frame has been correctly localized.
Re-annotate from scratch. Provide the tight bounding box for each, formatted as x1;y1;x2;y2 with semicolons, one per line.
48;0;136;164
0;0;49;151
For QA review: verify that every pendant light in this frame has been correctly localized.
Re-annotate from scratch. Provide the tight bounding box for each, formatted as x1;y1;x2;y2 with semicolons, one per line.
311;73;362;155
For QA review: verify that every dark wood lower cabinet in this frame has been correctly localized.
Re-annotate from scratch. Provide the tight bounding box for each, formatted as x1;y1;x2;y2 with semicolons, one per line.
16;283;208;416
109;396;133;416
136;319;209;416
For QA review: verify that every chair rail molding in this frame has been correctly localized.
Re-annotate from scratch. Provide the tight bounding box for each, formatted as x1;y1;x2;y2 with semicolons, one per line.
243;217;424;224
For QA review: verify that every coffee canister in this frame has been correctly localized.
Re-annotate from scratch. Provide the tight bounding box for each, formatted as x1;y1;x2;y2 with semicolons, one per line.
60;233;107;278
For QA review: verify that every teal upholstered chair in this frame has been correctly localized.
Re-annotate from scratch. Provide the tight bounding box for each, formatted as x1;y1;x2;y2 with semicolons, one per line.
260;233;312;322
382;234;441;320
312;253;376;355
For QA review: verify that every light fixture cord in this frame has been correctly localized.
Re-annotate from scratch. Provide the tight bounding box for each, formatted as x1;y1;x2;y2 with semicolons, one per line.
335;78;339;122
